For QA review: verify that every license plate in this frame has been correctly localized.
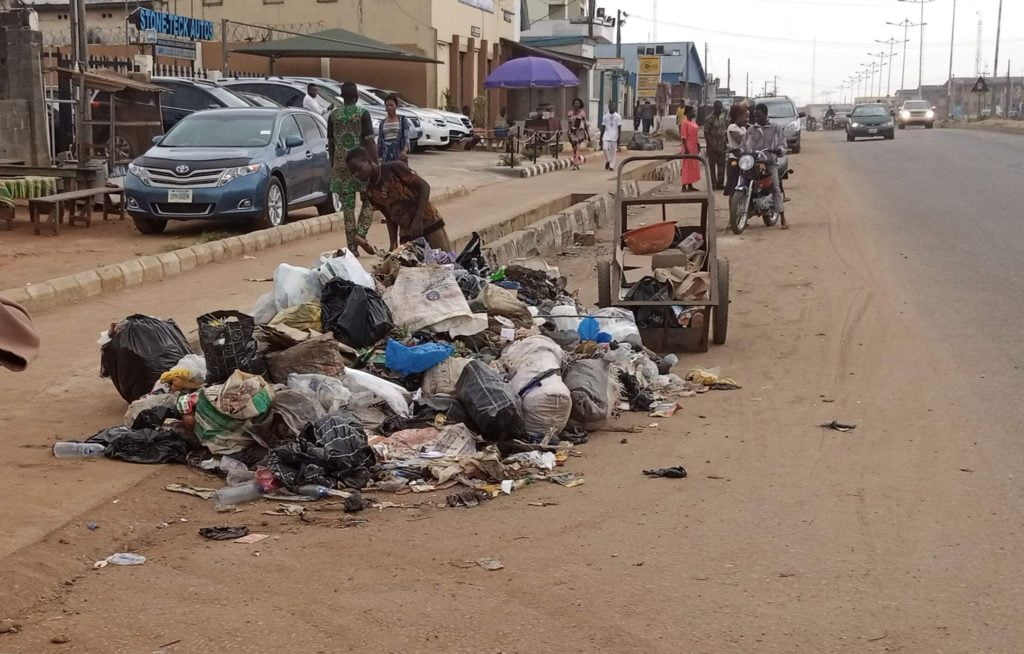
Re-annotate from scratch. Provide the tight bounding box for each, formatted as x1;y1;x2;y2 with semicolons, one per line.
168;189;192;203
868;128;878;134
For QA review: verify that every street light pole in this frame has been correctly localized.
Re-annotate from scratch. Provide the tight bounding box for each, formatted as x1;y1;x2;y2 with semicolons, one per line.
877;37;900;97
888;18;919;96
991;0;1003;115
947;0;957;119
899;0;934;97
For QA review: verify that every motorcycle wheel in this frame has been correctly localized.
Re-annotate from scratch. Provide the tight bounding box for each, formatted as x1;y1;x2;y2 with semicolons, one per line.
729;191;749;234
763;211;780;227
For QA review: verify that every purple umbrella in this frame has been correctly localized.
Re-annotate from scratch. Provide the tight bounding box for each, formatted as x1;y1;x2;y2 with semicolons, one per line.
484;56;580;89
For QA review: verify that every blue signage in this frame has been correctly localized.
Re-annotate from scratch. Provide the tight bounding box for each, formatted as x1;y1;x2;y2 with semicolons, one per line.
132;8;214;41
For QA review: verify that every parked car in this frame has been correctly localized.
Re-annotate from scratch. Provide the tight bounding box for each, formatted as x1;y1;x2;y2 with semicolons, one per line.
753;95;805;153
846;103;895;141
152;77;251;132
897;99;935;129
125;108;338;234
363;86;450;150
217;78;386;136
235;91;282;108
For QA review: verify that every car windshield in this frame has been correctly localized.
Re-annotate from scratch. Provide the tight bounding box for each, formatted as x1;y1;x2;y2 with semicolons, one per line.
204;85;251;108
763;100;796;118
161;114;276;147
905;101;930;110
372;89;415;107
852;105;888;117
314;85;342;106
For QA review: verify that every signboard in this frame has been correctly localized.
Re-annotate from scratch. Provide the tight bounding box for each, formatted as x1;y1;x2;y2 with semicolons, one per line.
595;57;625;71
129;7;214;41
972;76;989;94
155;36;197;61
636;55;662;101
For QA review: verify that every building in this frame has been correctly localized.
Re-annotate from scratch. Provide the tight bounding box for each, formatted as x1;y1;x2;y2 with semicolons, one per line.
23;0;521;110
522;0;614;44
897;77;1024;119
594;41;706;111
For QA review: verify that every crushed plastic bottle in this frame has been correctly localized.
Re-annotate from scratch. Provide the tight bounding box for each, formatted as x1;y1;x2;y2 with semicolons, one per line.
213;481;263;509
52;442;106;458
296;485;331;499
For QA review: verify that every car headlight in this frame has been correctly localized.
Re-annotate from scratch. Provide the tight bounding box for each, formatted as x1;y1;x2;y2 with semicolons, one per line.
128;162;151;186
446;117;462;126
884;120;894;127
925;110;934;119
850;122;860;128
738;154;755;171
217;163;263;187
786;119;800;135
900;110;910;119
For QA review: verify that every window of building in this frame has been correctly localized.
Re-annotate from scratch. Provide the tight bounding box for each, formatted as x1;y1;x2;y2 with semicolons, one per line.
671;49;681;56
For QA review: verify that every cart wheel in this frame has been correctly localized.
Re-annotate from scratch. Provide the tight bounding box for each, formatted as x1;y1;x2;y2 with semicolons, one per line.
713;258;729;345
597;260;612;308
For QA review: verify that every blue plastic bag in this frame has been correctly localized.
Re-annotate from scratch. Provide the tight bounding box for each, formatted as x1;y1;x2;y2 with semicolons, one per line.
578;317;612;344
385;340;455;376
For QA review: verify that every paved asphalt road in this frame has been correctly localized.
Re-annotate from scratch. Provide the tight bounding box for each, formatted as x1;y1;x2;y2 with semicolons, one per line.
829;127;1024;376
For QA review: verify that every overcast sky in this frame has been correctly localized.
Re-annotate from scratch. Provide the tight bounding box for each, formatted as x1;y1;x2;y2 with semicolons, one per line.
597;0;1023;104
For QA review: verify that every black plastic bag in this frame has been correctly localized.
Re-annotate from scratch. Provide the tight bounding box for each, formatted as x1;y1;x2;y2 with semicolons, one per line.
100;315;191;403
267;412;375;490
198;310;266;384
455;231;490;278
380;394;470;435
454;360;525;441
624;278;677;329
321;280;393;349
87;426;192;464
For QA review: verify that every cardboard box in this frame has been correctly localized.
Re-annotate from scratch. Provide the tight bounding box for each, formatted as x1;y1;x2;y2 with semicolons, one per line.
622;266;652;285
651;251;691;270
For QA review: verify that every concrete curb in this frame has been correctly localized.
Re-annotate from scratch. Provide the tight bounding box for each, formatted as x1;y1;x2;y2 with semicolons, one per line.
517;158;573;178
0;183;474;314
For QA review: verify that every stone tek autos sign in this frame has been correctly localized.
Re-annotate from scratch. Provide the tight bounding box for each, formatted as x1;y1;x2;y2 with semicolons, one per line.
131;8;214;41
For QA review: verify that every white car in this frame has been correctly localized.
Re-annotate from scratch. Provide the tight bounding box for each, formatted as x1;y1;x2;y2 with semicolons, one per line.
360;86;450;150
366;87;471;148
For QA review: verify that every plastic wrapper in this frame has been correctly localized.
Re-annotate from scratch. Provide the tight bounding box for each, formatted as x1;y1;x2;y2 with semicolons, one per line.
273;263;321;312
287;373;352;414
317;249;375;289
385;340;455;376
341;367;411;418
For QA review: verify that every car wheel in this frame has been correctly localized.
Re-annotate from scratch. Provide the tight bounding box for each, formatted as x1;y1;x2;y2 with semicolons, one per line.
847;132;854;142
790;143;801;154
133;215;167;235
899;123;906;129
258;177;287;229
317;189;341;216
925;122;934;129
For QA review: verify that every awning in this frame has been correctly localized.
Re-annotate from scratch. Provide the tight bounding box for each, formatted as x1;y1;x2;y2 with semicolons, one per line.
501;38;595;69
50;67;167;93
231;28;439;64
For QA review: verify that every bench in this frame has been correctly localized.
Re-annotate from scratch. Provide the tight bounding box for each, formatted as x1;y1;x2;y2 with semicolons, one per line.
28;187;125;236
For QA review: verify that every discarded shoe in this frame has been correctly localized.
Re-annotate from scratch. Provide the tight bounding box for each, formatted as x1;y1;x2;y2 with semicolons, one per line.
643;466;688;479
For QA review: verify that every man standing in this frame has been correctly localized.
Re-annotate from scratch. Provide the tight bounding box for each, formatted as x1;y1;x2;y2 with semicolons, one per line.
599;102;622;171
703;100;729;190
328;82;378;256
742;103;788;229
303;83;329;117
345;147;452;252
640;100;656;134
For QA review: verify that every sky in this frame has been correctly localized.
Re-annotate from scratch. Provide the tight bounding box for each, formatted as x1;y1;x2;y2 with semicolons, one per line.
597;0;1024;104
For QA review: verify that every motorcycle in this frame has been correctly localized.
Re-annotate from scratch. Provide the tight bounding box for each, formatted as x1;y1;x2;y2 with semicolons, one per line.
728;148;788;234
822;115;836;131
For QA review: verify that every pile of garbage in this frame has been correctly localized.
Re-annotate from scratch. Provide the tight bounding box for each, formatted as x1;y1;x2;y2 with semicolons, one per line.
65;234;725;512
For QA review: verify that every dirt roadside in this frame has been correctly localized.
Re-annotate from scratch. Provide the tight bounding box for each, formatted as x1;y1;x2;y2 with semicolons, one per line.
3;134;1024;652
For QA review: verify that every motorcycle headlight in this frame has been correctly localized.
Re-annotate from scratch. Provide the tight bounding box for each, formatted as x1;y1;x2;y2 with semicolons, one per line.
128;162;151;186
738;154;755;171
217;163;263;187
925;110;934;119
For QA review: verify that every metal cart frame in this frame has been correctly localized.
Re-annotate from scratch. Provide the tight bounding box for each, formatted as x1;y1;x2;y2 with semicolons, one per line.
596;153;729;352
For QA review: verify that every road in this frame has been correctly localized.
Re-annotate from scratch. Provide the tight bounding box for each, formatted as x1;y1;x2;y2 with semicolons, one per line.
3;128;1024;653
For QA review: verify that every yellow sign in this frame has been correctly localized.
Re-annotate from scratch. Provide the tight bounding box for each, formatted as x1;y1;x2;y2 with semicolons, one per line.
636;55;662;101
637;78;659;91
638;55;662;76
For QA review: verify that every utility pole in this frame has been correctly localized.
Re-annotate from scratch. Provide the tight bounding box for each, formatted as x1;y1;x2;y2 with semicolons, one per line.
704;42;709;104
899;0;933;97
613;10;626;113
991;0;1003;115
773;75;777;95
947;0;957;119
876;37;900;97
745;72;749;98
888;18;919;96
587;0;596;39
727;58;731;95
811;37;817;103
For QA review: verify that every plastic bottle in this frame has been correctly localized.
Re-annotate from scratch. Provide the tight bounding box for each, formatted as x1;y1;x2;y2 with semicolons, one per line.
213;481;263;509
678;233;705;255
296;485;332;499
52;442;106;458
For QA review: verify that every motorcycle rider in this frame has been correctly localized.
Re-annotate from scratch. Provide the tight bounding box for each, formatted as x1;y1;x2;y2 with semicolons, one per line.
741;103;788;229
824;104;836;129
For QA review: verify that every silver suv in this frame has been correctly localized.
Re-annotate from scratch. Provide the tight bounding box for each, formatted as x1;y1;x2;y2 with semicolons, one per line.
753;95;805;154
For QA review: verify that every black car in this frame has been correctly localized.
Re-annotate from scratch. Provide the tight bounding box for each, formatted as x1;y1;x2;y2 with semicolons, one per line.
846;103;895;142
152;77;251;132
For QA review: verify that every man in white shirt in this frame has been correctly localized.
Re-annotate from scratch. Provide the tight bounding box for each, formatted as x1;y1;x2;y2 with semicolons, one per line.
599;102;622;171
302;83;329;116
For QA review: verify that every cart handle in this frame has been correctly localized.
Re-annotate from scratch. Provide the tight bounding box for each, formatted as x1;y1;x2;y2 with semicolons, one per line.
614;153;713;207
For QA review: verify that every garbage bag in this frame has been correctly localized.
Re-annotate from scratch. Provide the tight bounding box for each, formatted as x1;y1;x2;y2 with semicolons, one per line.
197;311;266;384
250;386;325;449
379;394;470;435
250;292;277;325
455;231;490;277
321;279;393;349
503;337;571;436
265;335;356;383
87;425;192;465
383;266;476;334
269;303;322;332
194;372;274;455
156;354;207;393
385;340;455;376
287;373;352;414
549;304;582;333
454;360;525;441
124;392;181;427
317;249;375;289
267;412;375;490
476;284;533;327
100;315;192;403
578;316;612;344
592;308;642;345
273;263;321;312
341;367;410;417
564;359;617;428
421;357;472;396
